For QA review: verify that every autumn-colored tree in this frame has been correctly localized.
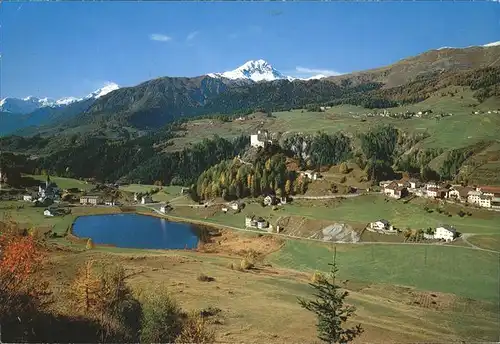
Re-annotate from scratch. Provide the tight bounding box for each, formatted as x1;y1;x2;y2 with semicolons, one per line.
285;179;292;196
86;238;95;250
175;312;215;344
72;260;101;314
0;224;51;340
71;261;141;342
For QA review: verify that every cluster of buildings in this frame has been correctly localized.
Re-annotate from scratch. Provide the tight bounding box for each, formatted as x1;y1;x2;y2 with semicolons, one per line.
380;179;500;209
299;170;320;181
367;219;457;242
245;215;269;230
472;110;499;115
23;176;61;204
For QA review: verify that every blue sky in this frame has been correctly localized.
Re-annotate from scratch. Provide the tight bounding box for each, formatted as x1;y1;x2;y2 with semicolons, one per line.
1;1;499;99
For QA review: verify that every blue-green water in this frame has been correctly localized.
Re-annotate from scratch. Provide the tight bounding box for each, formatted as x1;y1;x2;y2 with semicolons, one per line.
72;214;200;249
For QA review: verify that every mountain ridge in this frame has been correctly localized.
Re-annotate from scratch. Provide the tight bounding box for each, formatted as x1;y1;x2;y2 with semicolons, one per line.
0;82;120;114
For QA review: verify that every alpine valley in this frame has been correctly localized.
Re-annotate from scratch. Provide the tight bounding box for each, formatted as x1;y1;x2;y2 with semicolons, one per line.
1;43;500;187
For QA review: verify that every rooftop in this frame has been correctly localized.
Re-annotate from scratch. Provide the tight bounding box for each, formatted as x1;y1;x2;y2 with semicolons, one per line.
438;224;456;233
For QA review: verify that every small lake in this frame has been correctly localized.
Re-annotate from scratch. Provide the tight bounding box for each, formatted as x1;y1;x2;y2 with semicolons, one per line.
72;214;202;249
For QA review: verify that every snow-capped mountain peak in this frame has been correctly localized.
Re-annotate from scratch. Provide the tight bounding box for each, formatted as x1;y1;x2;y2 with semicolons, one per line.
0;82;120;114
84;82;120;100
208;59;292;82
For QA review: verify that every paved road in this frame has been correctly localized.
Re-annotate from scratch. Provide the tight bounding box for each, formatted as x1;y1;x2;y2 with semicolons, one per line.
291;193;363;200
138;204;500;253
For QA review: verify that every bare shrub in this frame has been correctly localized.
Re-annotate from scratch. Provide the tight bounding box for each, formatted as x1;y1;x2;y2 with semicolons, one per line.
175;312;215;344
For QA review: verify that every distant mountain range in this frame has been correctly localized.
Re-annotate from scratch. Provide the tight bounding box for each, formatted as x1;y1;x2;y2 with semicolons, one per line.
0;83;120;115
1;42;499;137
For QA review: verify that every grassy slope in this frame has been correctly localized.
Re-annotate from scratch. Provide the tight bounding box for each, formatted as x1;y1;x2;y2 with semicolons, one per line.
270;240;499;302
45;248;499;343
119;184;184;202
26;174;95;191
170;194;500;235
167;90;499;150
467;234;500;251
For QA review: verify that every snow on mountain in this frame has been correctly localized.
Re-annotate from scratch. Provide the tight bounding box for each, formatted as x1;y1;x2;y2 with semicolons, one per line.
483;41;500;47
436;41;500;50
0;96;54;115
208;59;293;82
306;74;327;80
0;82;120;114
84;82;120;100
55;97;80;106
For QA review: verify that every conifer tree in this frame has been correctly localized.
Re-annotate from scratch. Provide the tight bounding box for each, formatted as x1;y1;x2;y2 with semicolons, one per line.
298;249;363;344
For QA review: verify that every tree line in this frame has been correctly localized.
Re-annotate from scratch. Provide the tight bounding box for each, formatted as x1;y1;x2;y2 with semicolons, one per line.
195;149;308;201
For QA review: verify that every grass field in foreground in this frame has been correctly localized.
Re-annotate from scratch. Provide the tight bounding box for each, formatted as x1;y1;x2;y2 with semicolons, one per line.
46;248;499;343
269;240;500;303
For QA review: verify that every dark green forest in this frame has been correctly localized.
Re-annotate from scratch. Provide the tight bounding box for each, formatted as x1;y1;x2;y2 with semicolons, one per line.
196;149;306;201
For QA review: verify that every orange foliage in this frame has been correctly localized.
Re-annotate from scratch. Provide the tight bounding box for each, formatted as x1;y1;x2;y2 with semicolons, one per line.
0;234;43;283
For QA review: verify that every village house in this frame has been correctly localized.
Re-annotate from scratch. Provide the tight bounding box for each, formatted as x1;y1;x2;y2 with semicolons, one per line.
447;186;473;203
221;206;228;213
160;204;168;213
23;195;34;202
425;181;438;190
141;195;153;204
43;209;54;217
263;195;278;206
80;195;101;206
134;193;139;202
379;180;393;188
250;130;273;148
230;201;242;211
479;195;492;208
434;225;457;242
407;179;422;190
426;187;447;199
477;186;500;198
383;182;407;199
245;215;269;229
104;199;115;206
369;219;393;232
256;217;269;229
467;190;482;205
300;170;319;181
245;216;257;228
280;196;288;205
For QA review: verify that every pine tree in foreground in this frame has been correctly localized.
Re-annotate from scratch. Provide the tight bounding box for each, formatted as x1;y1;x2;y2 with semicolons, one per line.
298;249;363;344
